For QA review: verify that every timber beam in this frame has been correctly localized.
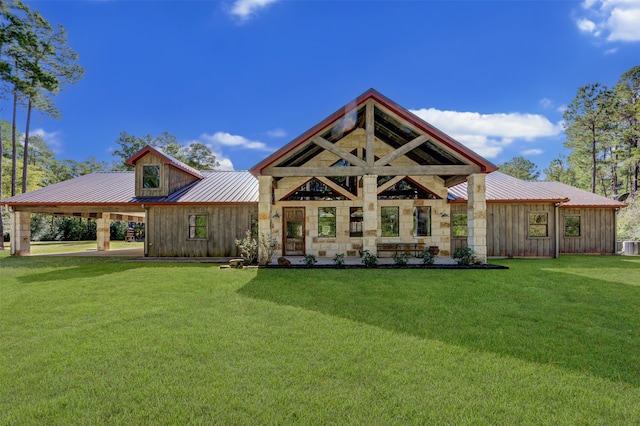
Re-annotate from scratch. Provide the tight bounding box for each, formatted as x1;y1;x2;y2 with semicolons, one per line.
262;164;480;178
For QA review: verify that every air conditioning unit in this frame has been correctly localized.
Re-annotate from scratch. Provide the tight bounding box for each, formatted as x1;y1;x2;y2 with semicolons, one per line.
623;241;640;255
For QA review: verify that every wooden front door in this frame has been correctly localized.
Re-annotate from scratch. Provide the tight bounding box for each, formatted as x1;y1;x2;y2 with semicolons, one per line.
283;207;305;255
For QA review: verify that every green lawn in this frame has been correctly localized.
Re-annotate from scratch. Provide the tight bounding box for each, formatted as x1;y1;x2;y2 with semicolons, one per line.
1;253;639;424
1;240;143;254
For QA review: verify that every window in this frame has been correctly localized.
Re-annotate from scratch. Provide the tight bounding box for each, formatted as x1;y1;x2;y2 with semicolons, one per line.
350;207;363;237
452;213;468;238
318;207;336;238
381;206;399;237
413;207;431;236
189;214;207;239
529;212;548;237
143;165;160;189
564;216;581;237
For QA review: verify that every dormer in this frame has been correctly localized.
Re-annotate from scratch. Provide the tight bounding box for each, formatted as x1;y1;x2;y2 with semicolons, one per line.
125;145;204;198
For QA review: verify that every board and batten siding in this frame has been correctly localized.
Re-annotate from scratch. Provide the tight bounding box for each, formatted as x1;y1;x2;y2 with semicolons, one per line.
451;202;558;257
558;208;617;254
146;204;257;257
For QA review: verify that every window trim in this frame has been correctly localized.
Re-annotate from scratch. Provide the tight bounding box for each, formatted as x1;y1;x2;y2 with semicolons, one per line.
451;213;468;238
142;165;161;189
381;206;400;237
564;215;582;238
318;207;337;238
349;207;363;238
413;206;432;237
188;214;208;240
528;211;549;238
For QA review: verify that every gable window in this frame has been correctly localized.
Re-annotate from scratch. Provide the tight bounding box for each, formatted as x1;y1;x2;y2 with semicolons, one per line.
564;215;581;237
143;165;160;189
350;207;363;237
413;207;431;236
452;213;468;238
189;214;207;239
318;207;336;238
529;212;548;237
381;206;399;237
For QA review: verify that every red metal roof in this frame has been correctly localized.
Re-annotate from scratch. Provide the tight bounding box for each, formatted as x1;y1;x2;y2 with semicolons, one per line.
250;88;498;175
125;145;204;179
1;171;258;206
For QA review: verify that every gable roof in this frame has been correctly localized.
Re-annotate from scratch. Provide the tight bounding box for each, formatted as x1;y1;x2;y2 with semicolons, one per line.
125;145;204;179
1;171;258;207
448;171;626;208
250;89;497;177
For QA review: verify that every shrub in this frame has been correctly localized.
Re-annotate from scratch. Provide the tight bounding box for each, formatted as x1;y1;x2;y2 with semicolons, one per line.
258;233;279;265
302;254;317;267
235;230;258;265
392;252;412;266
452;247;476;266
361;250;378;268
419;248;436;265
332;253;345;267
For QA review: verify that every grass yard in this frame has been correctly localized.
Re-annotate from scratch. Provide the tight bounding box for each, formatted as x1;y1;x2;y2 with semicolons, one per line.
1;253;639;424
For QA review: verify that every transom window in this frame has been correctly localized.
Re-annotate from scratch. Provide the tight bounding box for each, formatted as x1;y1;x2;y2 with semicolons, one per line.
564;216;581;237
143;165;160;189
381;206;399;237
413;207;431;236
318;207;336;238
189;214;207;239
529;212;548;237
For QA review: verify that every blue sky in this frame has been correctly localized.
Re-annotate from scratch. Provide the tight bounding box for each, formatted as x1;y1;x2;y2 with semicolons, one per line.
18;0;640;174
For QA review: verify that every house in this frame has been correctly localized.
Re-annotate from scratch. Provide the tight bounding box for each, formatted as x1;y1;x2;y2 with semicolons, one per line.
1;89;626;260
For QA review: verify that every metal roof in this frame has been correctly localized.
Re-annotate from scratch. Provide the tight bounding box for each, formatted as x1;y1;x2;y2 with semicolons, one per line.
449;171;625;208
1;171;258;206
532;180;627;208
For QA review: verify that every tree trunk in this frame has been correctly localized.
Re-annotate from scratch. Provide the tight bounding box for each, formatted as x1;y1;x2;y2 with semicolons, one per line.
591;129;597;194
11;81;19;197
21;97;33;194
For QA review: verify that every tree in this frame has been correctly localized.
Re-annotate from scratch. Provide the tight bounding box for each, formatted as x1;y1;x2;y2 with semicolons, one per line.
112;131;218;170
543;157;577;185
182;142;219;170
615;65;640;198
499;156;540;180
18;9;84;194
563;83;616;193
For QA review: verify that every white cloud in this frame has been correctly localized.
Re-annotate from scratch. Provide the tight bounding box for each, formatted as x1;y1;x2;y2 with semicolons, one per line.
522;148;544;156
576;0;640;42
31;128;64;154
200;131;273;151
266;128;287;138
539;98;555;109
229;0;278;21
211;150;235;171
409;108;563;159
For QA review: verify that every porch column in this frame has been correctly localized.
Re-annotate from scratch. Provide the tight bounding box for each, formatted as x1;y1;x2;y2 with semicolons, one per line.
97;213;111;252
362;174;378;255
10;210;31;256
467;173;487;263
257;174;274;240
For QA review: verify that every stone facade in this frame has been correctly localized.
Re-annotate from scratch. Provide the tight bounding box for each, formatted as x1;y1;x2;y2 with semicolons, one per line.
466;173;487;263
10;211;31;256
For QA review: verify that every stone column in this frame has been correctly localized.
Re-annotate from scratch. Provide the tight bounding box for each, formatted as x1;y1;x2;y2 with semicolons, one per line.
97;213;111;252
362;174;378;255
257;176;275;261
467;173;487;263
10;210;31;256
